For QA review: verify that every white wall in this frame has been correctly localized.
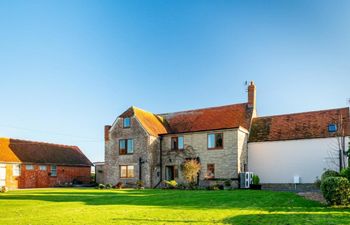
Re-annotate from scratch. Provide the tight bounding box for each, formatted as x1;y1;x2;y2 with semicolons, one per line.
248;137;349;183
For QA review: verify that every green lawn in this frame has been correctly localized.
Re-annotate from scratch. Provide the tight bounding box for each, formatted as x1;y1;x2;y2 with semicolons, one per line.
0;188;349;225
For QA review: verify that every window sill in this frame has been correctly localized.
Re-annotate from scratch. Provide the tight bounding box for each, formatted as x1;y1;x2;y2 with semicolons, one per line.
207;147;223;150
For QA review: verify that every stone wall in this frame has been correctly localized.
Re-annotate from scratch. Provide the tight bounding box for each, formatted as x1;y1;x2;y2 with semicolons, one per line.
104;115;158;188
161;128;246;184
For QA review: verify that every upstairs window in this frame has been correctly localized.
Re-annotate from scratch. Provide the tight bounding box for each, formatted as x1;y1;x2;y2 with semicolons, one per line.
123;117;131;128
51;165;57;176
119;139;134;155
328;124;337;132
208;133;223;149
13;164;21;176
171;136;184;150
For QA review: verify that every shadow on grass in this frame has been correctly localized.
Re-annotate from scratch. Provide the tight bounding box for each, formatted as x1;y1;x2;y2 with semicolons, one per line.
222;212;350;225
0;188;348;214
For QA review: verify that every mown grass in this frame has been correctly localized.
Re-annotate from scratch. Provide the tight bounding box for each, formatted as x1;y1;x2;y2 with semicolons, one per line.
0;188;349;225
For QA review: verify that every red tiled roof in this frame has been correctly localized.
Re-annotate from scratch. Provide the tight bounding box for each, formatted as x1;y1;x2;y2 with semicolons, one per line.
0;138;92;166
117;104;253;136
159;103;253;134
249;107;350;142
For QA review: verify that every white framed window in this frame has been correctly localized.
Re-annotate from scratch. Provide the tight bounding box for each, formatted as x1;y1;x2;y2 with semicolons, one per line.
25;164;34;170
120;165;135;178
119;139;134;155
13;164;21;176
208;133;223;149
50;165;57;176
123;117;131;128
39;165;47;171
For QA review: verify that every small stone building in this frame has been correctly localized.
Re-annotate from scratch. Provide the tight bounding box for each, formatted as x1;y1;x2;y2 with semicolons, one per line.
0;138;92;189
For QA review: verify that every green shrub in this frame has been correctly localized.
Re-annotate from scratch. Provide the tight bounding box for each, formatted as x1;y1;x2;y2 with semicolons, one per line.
206;184;220;191
98;184;105;189
252;175;260;185
321;176;350;205
136;180;144;189
340;167;350;181
105;183;113;189
224;180;231;187
0;186;8;193
321;170;340;182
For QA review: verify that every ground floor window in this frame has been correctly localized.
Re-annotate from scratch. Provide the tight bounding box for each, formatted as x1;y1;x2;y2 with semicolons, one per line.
120;165;135;178
205;164;215;179
39;165;47;171
50;165;57;176
13;164;21;176
25;164;34;170
165;165;179;180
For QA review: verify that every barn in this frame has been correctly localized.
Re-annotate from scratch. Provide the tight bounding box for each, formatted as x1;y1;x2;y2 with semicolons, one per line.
0;138;92;189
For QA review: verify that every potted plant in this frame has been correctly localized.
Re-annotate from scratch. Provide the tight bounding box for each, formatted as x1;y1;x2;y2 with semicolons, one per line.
250;175;262;190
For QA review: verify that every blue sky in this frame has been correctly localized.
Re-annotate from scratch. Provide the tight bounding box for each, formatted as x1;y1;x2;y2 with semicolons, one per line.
0;0;349;162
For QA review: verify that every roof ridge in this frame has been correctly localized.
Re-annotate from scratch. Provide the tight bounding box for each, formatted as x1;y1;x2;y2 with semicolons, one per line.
0;137;79;149
157;102;247;116
254;107;349;119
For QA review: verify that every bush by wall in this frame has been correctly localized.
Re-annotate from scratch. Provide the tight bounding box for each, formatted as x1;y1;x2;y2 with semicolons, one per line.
321;176;350;206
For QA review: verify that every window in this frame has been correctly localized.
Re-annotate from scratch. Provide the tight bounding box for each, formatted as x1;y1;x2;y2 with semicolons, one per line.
51;165;57;176
123;117;131;128
328;124;337;132
208;133;223;149
206;164;215;179
25;165;34;170
120;165;134;178
13;164;21;176
39;165;47;171
119;139;134;155
171;136;184;150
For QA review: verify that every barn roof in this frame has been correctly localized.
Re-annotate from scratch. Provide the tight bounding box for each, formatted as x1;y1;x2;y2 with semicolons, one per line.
249;107;350;142
0;138;92;166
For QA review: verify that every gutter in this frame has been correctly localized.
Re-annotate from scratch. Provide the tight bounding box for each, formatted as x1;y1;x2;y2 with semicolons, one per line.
154;136;163;188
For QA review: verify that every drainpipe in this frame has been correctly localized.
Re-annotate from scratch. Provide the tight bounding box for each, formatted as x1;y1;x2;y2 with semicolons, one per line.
154;136;163;188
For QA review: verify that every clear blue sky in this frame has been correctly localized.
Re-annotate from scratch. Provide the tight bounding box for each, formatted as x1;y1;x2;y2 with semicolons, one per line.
0;0;349;162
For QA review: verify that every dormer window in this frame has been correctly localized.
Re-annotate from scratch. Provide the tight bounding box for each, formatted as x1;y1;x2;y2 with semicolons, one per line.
328;124;337;132
171;136;184;150
123;117;131;128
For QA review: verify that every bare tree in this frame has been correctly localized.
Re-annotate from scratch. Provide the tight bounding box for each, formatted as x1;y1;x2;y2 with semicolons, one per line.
327;113;349;171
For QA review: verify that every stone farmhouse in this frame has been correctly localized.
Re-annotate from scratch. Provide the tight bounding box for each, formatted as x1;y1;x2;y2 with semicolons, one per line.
104;82;349;189
0;138;92;189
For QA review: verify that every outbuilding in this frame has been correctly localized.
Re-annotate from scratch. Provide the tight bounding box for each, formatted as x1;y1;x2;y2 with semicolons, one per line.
0;138;92;189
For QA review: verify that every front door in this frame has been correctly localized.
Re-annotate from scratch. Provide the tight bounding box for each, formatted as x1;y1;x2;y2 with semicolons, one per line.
166;166;175;180
0;164;6;187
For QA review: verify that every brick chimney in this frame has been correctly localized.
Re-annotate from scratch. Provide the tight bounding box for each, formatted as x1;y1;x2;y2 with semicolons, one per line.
247;81;256;114
104;125;111;142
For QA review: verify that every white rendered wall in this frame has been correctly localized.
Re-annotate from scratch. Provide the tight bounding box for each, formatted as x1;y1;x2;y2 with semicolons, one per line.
248;137;349;183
